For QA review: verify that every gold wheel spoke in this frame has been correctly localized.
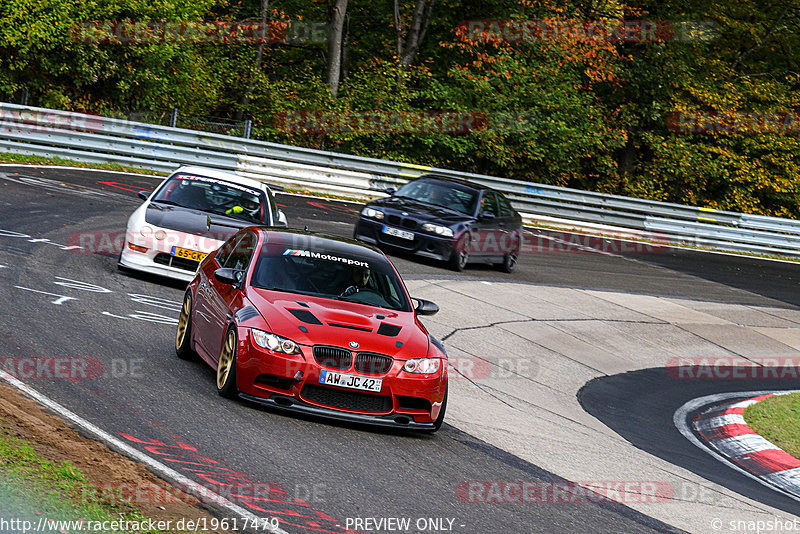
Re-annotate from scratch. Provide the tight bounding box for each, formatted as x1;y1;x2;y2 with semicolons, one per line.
176;297;190;349
217;332;235;389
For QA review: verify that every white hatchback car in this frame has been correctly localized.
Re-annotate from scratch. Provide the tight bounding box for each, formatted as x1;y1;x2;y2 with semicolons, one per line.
119;166;287;282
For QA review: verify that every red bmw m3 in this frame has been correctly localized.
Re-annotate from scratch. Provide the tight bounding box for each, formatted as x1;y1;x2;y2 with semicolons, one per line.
176;227;448;431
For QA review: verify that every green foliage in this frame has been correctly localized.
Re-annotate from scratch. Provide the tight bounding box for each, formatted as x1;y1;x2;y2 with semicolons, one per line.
1;0;798;216
0;426;169;533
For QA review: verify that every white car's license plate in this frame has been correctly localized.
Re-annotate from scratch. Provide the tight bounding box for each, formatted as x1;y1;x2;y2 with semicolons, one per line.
319;370;383;393
170;246;207;262
382;225;414;240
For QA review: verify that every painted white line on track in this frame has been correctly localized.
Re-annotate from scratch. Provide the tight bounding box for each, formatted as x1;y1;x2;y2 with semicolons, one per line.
674;390;800;504
0;370;288;534
14;286;77;305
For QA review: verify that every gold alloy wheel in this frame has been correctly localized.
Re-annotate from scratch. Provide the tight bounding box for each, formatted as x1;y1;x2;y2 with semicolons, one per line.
217;330;236;390
176;295;191;351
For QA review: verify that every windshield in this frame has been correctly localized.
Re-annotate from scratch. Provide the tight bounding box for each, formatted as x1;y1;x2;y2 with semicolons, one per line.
152;173;267;224
394;179;479;215
251;247;411;312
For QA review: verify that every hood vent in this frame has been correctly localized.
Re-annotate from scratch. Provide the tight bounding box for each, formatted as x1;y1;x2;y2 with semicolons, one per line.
287;309;323;325
376;323;402;337
328;322;372;333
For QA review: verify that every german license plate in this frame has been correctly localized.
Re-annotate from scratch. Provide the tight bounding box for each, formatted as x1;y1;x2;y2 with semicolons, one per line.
382;225;414;240
171;246;207;262
319;370;383;393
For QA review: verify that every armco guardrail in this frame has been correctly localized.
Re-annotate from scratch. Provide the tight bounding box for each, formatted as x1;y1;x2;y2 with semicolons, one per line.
2;102;800;258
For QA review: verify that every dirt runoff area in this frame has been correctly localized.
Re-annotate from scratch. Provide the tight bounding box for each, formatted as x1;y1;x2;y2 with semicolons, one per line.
0;382;233;533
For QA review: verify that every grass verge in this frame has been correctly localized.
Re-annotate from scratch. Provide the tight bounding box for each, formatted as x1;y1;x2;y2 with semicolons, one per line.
744;393;800;459
0;423;168;533
0;152;166;176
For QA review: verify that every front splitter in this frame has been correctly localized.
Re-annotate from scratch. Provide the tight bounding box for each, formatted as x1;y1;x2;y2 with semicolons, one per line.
238;392;436;431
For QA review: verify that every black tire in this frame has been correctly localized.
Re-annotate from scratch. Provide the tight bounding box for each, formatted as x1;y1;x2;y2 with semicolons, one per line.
497;234;521;273
175;292;196;360
117;249;131;273
448;234;469;272
430;382;448;432
216;326;239;398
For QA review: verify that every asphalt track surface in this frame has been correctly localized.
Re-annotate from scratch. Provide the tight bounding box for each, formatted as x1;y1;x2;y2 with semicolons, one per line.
580;372;800;517
1;165;799;533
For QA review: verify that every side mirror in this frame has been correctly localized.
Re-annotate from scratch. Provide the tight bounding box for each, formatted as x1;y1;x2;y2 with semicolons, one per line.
138;191;150;201
384;187;396;196
276;210;288;227
413;298;439;316
480;211;496;221
214;268;244;287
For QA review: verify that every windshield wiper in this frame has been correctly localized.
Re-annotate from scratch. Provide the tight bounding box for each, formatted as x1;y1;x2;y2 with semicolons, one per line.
150;199;183;208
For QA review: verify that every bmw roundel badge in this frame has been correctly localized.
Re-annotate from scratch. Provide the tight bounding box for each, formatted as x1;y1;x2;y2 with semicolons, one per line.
349;341;360;349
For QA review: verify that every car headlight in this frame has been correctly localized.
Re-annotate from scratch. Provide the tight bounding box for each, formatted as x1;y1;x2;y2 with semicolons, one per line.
421;223;454;237
361;207;385;220
403;358;441;374
252;329;301;355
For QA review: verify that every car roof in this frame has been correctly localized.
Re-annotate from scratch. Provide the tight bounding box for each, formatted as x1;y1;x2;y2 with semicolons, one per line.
412;174;502;192
415;175;517;202
173;166;274;194
250;227;389;264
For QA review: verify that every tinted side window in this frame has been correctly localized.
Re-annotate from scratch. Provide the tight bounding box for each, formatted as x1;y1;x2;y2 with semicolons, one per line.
215;234;241;266
497;194;514;217
223;231;258;271
480;192;498;216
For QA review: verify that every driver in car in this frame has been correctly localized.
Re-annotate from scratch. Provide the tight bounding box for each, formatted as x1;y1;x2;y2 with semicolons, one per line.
338;266;371;297
426;186;449;208
226;196;260;221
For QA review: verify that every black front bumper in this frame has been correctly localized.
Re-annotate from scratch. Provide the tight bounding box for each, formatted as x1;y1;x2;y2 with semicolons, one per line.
354;218;453;262
239;392;436;431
